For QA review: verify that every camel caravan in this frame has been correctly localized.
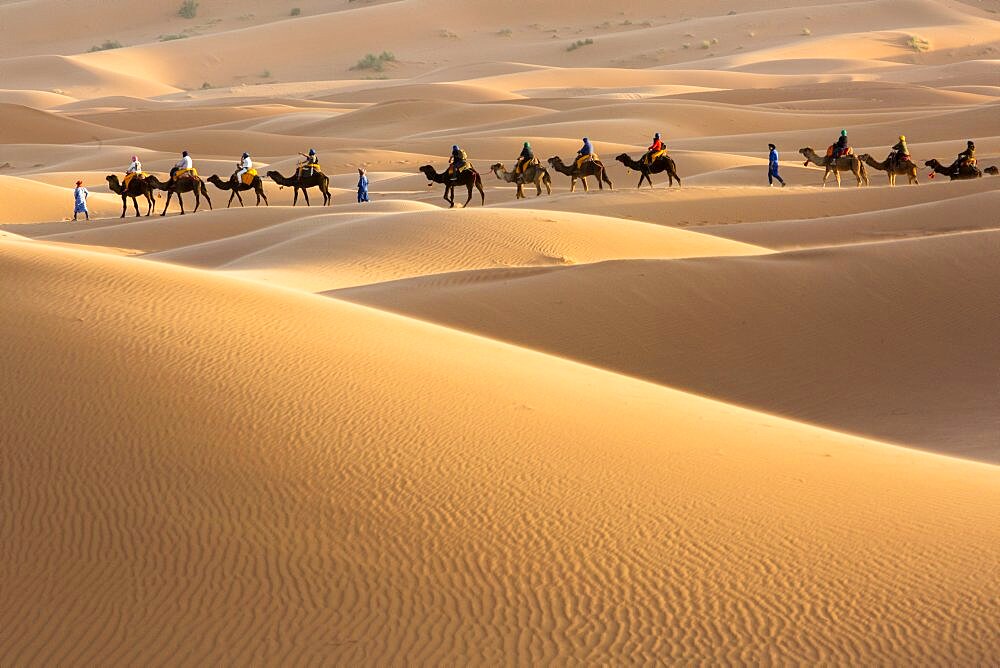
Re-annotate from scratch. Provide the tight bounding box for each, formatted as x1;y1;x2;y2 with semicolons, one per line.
102;133;994;217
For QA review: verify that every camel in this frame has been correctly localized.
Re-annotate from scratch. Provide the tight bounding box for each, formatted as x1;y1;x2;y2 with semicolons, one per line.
106;174;156;217
924;159;998;181
858;154;918;186
146;174;212;216
490;162;552;199
547;156;613;192
266;170;331;206
798;147;869;187
614;152;681;188
419;165;485;208
207;173;269;208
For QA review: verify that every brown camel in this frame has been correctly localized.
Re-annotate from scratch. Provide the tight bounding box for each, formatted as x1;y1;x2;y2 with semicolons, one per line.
547;155;613;192
419;165;485;208
266;169;331;206
924;159;998;181
207;173;269;207
106;174;156;218
858;154;918;186
799;147;869;187
490;162;552;199
614;152;681;188
146;174;213;216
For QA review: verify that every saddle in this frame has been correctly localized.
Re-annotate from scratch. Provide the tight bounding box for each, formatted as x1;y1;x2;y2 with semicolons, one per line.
575;153;600;169
173;167;198;181
296;163;322;178
826;145;854;159
240;168;258;185
123;172;148;188
644;149;668;164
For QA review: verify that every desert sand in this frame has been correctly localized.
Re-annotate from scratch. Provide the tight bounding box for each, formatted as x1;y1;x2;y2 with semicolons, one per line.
1;0;998;664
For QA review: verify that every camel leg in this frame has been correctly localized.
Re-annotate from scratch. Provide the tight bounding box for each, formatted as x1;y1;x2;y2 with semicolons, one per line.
302;188;311;207
292;188;299;206
324;187;331;206
144;192;153;216
131;196;140;217
462;183;473;208
582;177;589;193
161;191;173;216
120;195;127;218
178;192;186;215
192;189;200;213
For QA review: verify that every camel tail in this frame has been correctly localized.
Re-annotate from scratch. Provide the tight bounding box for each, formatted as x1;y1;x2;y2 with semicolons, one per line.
476;173;486;205
859;160;869;185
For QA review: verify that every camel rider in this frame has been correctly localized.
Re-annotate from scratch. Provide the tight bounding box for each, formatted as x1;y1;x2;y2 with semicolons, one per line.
171;150;194;181
950;140;976;173
298;149;319;178
889;135;910;168
575;137;595;169
124;155;142;188
830;129;849;160
448;144;470;179
235;152;253;183
642;132;666;166
515;141;535;178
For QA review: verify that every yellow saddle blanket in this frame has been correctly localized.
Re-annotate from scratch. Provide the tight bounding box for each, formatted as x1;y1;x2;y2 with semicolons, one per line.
123;172;148;188
646;149;668;162
297;164;322;176
574;153;600;169
241;168;258;185
174;167;198;181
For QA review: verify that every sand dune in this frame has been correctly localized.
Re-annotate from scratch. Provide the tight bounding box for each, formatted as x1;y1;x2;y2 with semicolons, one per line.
2;239;999;665
2;0;999;663
337;230;1000;461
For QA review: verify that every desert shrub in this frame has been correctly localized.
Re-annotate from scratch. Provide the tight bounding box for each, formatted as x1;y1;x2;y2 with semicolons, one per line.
290;7;301;16
567;38;594;52
88;40;122;52
351;51;396;72
260;70;271;78
201;81;213;89
159;33;188;41
801;27;812;36
700;40;711;49
907;35;930;52
178;0;198;19
497;28;513;37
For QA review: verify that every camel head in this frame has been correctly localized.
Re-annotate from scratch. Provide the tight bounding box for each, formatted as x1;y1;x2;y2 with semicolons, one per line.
490;163;504;173
923;159;941;169
985;166;999;176
547;156;564;167
207;174;224;186
418;165;436;185
614;153;630;163
799;147;819;166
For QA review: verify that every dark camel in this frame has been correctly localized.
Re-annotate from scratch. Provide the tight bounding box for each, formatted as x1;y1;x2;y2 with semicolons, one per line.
419;165;485;208
547;156;613;192
858;154;918;186
106;174;156;217
146;174;213;216
266;170;331;206
207;173;269;207
490;162;552;198
924;159;998;180
799;147;869;187
614;152;681;188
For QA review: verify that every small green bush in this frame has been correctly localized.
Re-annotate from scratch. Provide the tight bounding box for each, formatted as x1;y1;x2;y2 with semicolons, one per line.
351;51;396;72
567;38;594;52
88;40;122;52
290;7;301;16
178;0;198;19
497;28;513;37
907;35;930;52
159;33;188;41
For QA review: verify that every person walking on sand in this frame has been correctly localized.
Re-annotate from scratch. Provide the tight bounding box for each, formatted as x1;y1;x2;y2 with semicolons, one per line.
768;144;785;187
357;168;369;203
72;180;90;221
